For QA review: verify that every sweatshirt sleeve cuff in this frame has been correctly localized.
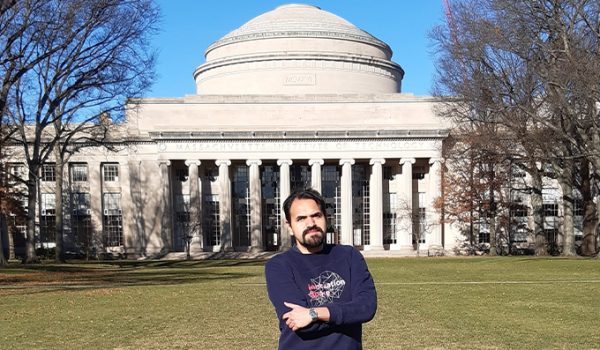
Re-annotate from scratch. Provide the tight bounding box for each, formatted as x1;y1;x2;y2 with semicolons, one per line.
327;304;343;325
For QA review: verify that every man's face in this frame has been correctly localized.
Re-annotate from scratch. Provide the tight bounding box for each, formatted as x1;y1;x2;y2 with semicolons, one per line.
287;198;326;252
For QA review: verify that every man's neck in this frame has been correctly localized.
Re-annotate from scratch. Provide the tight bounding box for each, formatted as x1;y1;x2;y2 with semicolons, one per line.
296;243;324;254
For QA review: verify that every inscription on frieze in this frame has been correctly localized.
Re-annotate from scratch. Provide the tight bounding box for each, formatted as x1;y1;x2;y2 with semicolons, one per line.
157;140;440;153
284;74;316;86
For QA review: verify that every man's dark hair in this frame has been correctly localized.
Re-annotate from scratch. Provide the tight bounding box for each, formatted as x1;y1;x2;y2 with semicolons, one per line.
283;188;327;223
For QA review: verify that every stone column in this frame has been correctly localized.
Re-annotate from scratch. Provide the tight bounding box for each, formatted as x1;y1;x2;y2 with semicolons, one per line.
216;159;232;251
429;157;444;246
246;159;263;252
185;160;202;252
400;158;416;248
159;160;173;251
368;158;386;250
339;158;355;246
277;159;293;250
309;159;324;193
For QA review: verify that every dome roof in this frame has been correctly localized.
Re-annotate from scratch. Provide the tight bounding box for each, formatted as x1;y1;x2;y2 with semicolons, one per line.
206;4;392;58
194;4;404;95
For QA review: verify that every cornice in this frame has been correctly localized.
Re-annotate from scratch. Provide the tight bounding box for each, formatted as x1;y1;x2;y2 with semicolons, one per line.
128;93;440;105
193;52;403;81
206;30;391;57
147;129;449;141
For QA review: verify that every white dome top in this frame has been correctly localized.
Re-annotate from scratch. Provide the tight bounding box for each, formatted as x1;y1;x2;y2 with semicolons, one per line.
194;4;404;95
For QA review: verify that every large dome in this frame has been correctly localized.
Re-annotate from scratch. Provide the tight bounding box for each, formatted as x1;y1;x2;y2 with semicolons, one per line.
193;4;404;95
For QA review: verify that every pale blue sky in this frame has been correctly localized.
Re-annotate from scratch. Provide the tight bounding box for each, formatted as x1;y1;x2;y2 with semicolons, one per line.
148;1;445;97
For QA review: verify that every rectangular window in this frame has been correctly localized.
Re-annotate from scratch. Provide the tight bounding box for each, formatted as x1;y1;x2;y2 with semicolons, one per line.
103;215;123;247
574;199;583;217
204;194;220;246
41;164;56;182
102;193;122;247
415;192;426;244
362;184;370;246
40;193;56;216
478;221;490;243
39;215;56;245
384;193;397;244
103;193;121;214
72;193;91;215
70;163;88;182
545;228;558;244
510;204;528;218
39;193;56;245
7;163;26;183
102;163;119;182
543;203;558;217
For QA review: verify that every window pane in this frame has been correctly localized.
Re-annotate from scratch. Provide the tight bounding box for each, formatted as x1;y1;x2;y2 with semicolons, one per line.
71;164;88;182
41;164;55;182
103;164;119;182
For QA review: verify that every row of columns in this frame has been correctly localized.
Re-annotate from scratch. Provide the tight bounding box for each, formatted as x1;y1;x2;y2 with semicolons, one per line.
160;157;443;252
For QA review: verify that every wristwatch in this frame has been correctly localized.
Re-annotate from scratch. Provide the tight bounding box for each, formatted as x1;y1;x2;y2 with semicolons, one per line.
309;308;318;322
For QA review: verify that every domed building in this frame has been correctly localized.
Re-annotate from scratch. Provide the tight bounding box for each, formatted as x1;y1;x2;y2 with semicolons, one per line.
27;4;458;257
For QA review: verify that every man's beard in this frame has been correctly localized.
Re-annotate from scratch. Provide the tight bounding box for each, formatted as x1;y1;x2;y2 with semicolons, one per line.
301;225;324;248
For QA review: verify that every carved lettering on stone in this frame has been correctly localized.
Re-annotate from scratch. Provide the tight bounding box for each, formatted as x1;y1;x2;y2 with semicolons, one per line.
284;74;316;86
158;139;439;153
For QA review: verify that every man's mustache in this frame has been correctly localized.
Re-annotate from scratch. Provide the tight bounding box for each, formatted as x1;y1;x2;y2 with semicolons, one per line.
303;225;324;238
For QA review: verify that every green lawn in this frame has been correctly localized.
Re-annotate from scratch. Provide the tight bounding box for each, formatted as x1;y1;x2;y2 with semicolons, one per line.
1;257;599;349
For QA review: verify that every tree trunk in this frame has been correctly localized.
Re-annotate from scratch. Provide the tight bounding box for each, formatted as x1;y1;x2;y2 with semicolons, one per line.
581;160;598;256
0;214;7;266
530;170;546;256
488;165;497;256
8;225;15;260
24;178;39;263
559;178;576;256
54;151;65;262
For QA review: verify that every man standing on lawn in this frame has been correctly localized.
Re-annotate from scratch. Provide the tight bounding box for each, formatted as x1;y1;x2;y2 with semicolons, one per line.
265;188;377;350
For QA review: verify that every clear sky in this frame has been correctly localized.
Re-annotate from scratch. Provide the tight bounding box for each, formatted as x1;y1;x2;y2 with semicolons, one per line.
148;0;446;98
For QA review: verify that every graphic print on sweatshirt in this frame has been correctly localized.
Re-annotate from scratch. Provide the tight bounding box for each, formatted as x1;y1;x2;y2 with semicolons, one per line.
307;270;346;307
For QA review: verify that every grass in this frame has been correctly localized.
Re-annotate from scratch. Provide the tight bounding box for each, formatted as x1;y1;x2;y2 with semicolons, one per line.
1;257;599;349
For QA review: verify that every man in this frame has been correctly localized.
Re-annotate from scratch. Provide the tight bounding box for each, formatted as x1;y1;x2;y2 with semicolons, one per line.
265;188;377;349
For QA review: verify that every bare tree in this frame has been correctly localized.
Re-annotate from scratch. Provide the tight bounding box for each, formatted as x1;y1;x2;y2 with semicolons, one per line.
2;0;158;263
439;128;511;255
176;214;203;260
431;0;600;256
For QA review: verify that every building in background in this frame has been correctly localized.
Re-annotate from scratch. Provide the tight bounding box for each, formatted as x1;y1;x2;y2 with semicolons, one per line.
8;4;457;257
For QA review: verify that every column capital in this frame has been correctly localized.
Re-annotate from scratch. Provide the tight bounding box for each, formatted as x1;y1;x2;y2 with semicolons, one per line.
309;159;324;166
339;158;355;166
369;158;386;166
277;159;293;166
400;158;416;165
158;160;171;167
215;159;231;167
429;157;445;165
246;159;262;166
184;159;201;167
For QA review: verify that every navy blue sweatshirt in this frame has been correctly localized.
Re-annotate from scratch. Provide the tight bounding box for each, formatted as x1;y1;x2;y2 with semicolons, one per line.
265;244;377;350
